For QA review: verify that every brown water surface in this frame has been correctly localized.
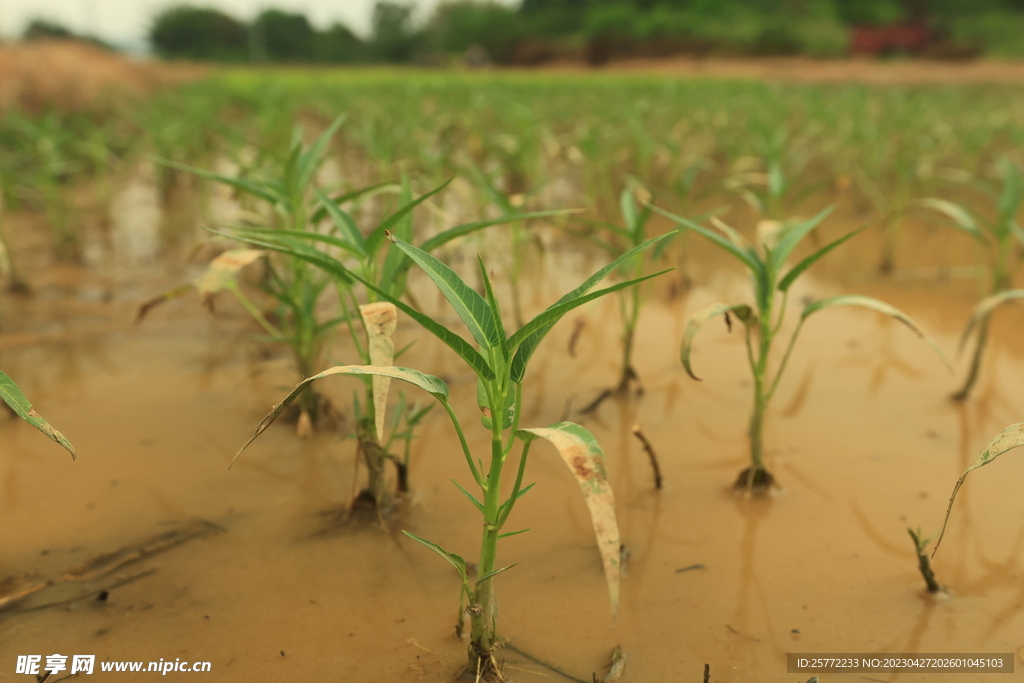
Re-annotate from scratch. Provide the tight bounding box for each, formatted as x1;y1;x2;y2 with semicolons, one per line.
2;210;1023;682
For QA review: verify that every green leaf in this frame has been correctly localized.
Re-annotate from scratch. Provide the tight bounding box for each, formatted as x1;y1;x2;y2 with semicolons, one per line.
451;479;484;513
768;205;835;277
957;289;1024;354
778;225;864;293
508;270;671;383
498;529;530;539
516;422;620;620
417;210;576;254
309;180;398;224
680;303;755;381
232;365;449;467
933;422;1024;554
477;256;507;347
0;371;75;459
649;203;764;277
154;156;282;206
910;198;988;245
221;230;494;380
477;564;517;583
387;234;501;350
402;531;469;582
313;186;366;257
620;188;638;235
297;114;346;192
477;375;514;430
365;178;452;256
801;295;950;371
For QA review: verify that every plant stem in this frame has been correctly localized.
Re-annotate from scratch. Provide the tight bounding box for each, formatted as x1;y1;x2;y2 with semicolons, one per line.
951;315;989;402
469;431;505;673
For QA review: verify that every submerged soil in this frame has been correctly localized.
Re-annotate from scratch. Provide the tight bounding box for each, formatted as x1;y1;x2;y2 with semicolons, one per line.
2;202;1024;682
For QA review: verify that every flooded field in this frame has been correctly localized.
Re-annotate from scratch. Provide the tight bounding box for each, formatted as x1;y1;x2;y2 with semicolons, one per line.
2;185;1024;681
3;53;1024;681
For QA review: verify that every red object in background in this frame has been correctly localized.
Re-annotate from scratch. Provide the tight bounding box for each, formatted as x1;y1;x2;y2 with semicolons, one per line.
850;23;932;55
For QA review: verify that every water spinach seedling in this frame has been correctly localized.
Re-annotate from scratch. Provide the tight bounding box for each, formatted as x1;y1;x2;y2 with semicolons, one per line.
232;228;669;680
566;185;677;406
909;159;1024;401
0;371;75;458
225;173;568;515
653;205;948;492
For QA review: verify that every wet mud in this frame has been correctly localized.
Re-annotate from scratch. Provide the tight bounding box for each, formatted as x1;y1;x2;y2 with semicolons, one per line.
2;200;1024;682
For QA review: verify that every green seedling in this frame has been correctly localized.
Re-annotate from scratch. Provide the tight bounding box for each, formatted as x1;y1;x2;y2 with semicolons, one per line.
232;224;669;679
221;165;568;514
654;204;948;492
908;159;1024;401
934;422;1024;556
907;527;942;593
5;112;80;261
567;183;677;406
1;371;75;459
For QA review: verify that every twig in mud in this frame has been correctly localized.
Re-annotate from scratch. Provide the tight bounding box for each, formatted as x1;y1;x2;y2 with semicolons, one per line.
568;318;585;358
632;424;663;489
703;663;710;683
502;640;589;683
11;568;157;614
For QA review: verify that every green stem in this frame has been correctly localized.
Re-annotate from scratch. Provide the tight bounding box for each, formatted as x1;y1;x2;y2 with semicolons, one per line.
951;316;989;402
442;401;484;487
226;281;283;339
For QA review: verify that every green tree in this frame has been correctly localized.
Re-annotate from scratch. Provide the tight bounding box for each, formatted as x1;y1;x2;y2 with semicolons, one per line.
149;5;249;62
429;1;522;62
252;9;317;62
370;2;423;62
315;22;366;62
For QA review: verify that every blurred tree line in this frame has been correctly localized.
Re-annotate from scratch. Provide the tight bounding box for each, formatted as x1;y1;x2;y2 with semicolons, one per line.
141;0;1024;64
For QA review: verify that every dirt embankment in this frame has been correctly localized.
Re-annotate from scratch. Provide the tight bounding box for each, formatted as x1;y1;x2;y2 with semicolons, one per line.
0;40;203;113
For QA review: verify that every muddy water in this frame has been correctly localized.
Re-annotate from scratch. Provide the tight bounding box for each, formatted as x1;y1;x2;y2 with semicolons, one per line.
2;208;1024;682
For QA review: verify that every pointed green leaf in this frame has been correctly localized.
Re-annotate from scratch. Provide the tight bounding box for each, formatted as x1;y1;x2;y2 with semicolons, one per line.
417;210;577;254
801;295;950;371
387;234;500;350
297;114;346;191
402;531;469;581
154;156;282;206
498;528;530;539
0;371;75;459
508;270;670;383
620;188;638;234
648;203;764;276
778;225;864;293
366;179;452;256
477;256;507;347
680;303;755;381
451;479;484;513
314;186;366;257
769;205;835;276
477;564;517;583
934;422;1024;554
309;180;398;224
231;365;449;467
516;422;620;620
911;198;988;244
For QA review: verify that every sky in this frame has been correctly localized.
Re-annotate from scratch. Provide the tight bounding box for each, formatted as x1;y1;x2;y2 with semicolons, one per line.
0;0;516;50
